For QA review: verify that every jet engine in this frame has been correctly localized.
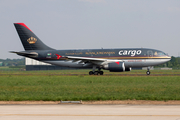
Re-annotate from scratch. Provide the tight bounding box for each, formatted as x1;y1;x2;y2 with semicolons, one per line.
103;62;131;72
103;62;125;72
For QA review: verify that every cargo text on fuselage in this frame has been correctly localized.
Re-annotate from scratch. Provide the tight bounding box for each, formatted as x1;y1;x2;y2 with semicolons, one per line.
119;50;141;56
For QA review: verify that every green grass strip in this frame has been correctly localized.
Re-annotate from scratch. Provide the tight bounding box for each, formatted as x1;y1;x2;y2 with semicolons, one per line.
0;76;180;101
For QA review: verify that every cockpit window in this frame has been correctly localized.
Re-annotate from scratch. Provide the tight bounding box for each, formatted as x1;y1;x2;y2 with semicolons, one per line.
158;52;166;56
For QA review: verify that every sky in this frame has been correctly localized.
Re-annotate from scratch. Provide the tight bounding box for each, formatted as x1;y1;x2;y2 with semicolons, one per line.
0;0;180;59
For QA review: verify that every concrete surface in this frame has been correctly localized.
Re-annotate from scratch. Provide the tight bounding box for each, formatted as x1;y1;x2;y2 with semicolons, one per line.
0;104;180;120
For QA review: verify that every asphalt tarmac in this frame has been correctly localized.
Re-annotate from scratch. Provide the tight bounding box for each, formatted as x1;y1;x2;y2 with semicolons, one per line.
0;73;180;76
0;104;180;120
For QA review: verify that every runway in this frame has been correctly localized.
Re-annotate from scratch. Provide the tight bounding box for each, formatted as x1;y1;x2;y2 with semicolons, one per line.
0;73;180;76
1;104;180;120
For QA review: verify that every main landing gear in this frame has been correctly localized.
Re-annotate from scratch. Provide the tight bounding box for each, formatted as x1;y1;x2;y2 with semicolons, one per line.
89;65;104;75
146;67;151;75
89;71;104;75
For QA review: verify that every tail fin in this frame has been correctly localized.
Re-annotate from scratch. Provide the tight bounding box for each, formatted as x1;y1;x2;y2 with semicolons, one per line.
14;23;54;50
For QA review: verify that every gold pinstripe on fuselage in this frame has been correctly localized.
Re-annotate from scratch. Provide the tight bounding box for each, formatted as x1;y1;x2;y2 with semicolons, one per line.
91;56;171;60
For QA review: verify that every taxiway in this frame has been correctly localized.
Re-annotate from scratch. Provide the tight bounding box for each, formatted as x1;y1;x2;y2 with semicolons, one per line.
0;104;180;120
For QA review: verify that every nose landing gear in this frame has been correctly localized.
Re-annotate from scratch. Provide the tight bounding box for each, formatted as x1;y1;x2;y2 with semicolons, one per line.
146;67;151;75
146;71;150;75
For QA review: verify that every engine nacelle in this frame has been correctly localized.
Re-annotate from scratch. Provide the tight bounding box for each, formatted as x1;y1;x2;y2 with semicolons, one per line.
103;62;131;72
103;62;125;72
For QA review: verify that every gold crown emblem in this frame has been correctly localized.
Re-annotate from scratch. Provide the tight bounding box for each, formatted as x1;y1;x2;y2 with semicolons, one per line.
27;37;37;44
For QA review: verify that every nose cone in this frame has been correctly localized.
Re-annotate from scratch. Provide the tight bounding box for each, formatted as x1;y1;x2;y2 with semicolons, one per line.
164;55;171;63
167;55;171;61
158;55;171;65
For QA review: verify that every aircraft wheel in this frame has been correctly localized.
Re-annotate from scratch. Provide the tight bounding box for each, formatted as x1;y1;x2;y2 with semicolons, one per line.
94;71;99;75
89;71;94;75
99;71;104;75
146;71;150;75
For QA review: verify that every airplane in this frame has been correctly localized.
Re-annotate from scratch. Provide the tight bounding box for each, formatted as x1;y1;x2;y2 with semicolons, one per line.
11;23;171;75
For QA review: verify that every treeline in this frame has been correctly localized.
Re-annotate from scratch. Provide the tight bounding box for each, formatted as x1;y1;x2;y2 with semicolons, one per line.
0;58;25;66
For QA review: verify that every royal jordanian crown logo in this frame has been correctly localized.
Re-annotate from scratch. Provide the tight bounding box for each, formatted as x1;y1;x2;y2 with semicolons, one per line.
27;37;37;44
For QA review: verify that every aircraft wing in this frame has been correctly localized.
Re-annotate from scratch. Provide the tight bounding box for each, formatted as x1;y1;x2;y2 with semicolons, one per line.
66;56;107;61
66;56;123;65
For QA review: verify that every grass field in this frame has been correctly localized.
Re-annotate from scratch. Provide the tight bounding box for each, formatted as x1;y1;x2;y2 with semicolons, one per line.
0;69;180;101
0;68;180;75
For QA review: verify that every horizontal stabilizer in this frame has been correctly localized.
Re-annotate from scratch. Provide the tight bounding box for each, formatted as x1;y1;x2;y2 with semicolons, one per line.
10;51;38;57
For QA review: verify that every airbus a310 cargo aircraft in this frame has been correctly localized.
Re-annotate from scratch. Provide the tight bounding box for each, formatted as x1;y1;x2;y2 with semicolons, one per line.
11;23;171;75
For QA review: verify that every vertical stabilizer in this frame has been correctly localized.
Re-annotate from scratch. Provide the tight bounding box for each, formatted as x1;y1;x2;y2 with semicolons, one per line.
14;23;54;50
